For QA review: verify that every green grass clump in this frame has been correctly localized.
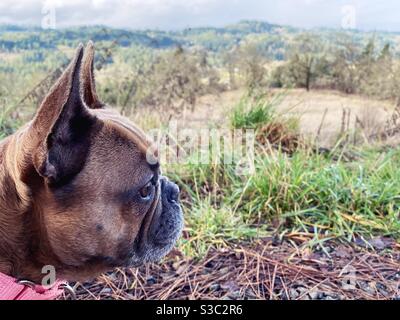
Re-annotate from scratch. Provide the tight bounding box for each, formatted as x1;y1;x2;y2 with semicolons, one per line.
230;93;282;130
242;149;400;238
170;147;400;257
178;200;264;257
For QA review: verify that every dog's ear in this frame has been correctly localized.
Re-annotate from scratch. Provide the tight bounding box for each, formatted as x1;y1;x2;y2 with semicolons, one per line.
81;41;103;109
31;44;97;186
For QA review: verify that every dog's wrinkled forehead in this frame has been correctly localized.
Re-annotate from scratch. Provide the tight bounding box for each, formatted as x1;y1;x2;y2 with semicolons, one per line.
93;108;159;168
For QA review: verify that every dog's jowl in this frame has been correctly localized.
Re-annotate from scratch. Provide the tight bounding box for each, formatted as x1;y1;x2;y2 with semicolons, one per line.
0;42;183;283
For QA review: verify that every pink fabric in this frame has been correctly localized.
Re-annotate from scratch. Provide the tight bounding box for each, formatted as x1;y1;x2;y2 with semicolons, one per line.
0;272;66;300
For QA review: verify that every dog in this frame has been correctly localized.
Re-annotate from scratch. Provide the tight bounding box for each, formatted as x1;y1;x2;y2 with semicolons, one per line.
0;42;183;285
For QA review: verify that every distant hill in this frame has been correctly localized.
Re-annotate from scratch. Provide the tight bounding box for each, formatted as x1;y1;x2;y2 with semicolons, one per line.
0;21;293;51
1;20;399;57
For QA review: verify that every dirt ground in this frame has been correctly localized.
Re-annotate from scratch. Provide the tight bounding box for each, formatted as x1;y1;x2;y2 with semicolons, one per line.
63;237;400;300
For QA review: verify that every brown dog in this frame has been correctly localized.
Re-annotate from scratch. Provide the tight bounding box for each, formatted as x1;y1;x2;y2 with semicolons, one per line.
0;42;183;283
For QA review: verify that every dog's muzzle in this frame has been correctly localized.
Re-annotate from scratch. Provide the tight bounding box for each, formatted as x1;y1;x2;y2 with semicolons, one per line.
131;176;183;265
149;177;182;245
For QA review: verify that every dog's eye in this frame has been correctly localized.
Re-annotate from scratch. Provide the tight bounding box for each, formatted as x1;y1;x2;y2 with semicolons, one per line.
139;182;153;199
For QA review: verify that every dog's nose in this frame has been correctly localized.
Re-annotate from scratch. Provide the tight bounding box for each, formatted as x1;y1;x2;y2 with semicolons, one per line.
161;177;180;203
167;183;180;203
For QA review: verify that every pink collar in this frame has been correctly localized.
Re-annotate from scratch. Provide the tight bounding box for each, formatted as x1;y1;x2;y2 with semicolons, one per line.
0;272;66;300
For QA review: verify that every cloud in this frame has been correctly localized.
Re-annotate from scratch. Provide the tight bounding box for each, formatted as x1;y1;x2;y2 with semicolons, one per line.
0;0;230;29
0;0;398;31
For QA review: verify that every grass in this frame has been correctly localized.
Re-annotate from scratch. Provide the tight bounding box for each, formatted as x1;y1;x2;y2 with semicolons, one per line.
177;200;264;257
165;94;400;258
244;149;400;238
230;92;284;130
170;146;400;257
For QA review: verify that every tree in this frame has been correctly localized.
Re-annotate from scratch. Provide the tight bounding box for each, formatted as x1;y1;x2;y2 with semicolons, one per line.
224;43;268;93
330;35;361;94
285;34;327;91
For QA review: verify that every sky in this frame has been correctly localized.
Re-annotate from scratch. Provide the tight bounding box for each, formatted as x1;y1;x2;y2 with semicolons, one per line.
0;0;399;32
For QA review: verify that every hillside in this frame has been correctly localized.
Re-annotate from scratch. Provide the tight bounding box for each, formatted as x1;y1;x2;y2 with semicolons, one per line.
1;20;400;56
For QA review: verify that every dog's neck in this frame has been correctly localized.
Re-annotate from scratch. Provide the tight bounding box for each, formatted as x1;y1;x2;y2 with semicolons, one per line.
0;135;28;276
0;130;55;281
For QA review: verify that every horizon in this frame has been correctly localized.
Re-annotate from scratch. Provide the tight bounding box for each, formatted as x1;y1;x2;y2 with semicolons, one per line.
1;1;400;33
1;19;400;36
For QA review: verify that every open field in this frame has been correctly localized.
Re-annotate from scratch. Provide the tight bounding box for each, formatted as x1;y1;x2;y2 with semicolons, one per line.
137;88;396;146
275;90;395;146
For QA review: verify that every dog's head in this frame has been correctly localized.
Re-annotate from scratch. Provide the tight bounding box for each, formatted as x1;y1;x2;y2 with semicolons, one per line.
20;43;183;281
